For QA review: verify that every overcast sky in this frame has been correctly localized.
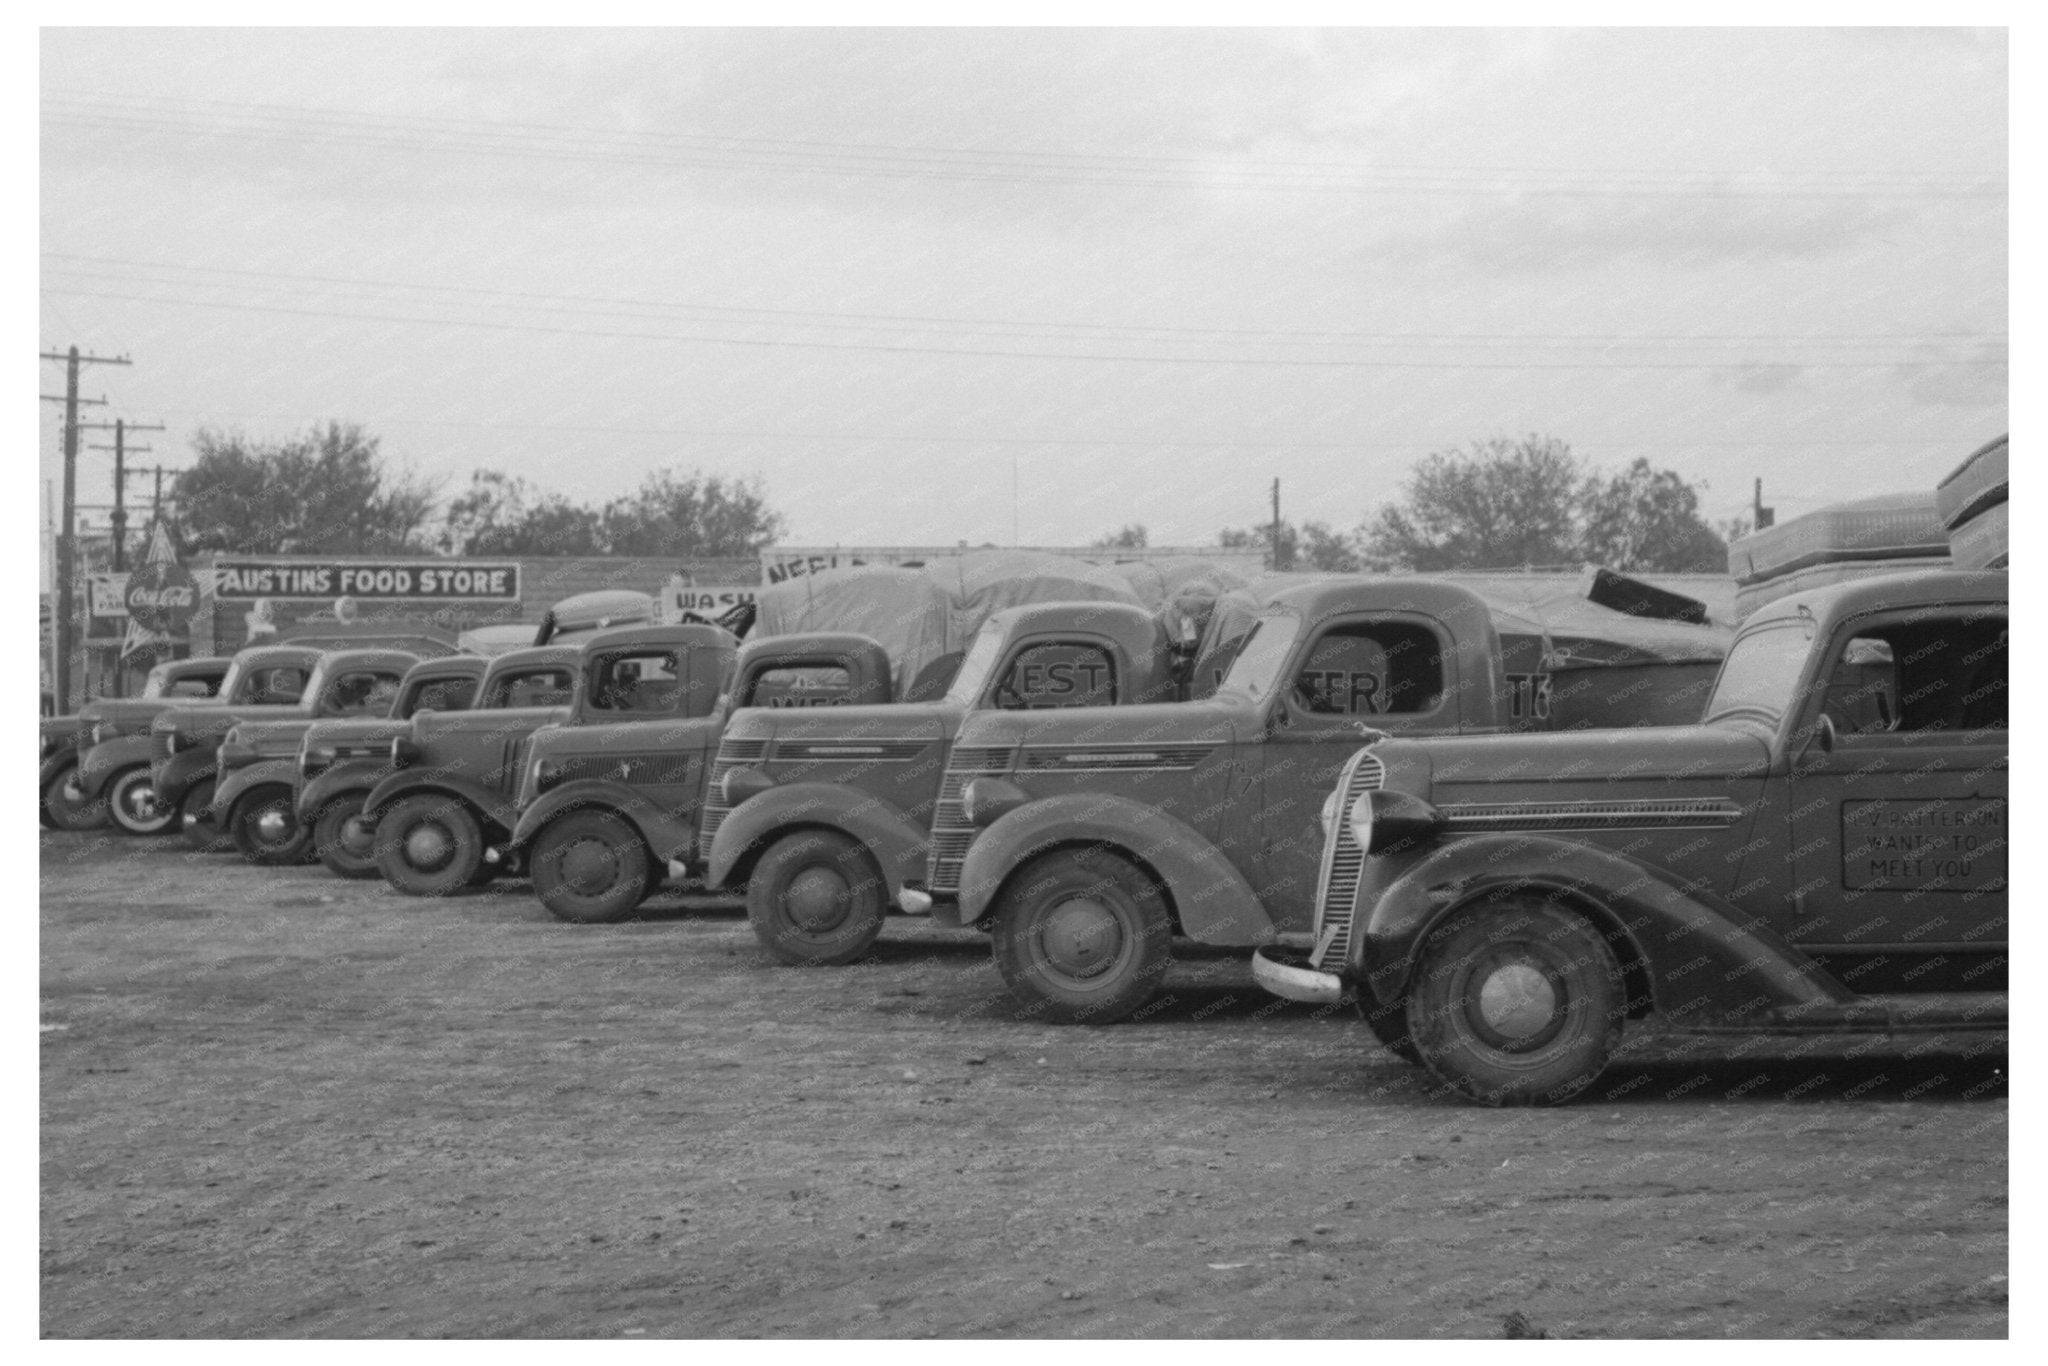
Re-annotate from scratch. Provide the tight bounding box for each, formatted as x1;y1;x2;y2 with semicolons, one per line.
39;27;2007;564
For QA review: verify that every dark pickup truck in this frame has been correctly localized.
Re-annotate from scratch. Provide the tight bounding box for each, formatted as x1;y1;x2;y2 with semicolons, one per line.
151;648;428;852
43;655;230;832
1254;569;2006;1105
212;654;490;866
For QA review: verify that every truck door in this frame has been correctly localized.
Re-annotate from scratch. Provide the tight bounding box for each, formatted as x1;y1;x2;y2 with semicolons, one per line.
1257;615;1458;926
1788;607;2007;953
586;646;708;819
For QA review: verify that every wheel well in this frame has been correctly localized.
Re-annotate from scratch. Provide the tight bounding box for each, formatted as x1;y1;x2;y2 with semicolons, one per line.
989;838;1183;934
726;821;862;890
380;787;505;839
1423;882;1656;1021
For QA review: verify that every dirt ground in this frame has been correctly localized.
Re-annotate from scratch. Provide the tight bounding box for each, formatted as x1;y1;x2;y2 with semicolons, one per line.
41;828;2007;1339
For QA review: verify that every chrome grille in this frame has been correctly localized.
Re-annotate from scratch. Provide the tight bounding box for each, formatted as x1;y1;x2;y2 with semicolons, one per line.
699;737;769;849
1309;750;1388;971
926;747;1013;895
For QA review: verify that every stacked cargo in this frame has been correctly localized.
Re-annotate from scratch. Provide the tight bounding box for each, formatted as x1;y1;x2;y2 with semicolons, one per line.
1727;490;1951;620
1936;434;2009;571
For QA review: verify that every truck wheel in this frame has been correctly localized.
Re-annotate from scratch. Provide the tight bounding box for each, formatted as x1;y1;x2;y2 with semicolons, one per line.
312;796;380;879
42;761;108;832
106;766;178;836
180;778;234;852
991;848;1172;1025
1405;899;1623;1107
374;795;484;896
1361;998;1421;1067
231;783;313;867
747;830;888;965
531;810;652;924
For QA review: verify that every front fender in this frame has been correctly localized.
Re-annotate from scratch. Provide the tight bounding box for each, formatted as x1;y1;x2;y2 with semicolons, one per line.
705;782;927;895
76;735;156;798
509;779;695;864
40;749;77;794
956;793;1275;945
151;747;218;810
363;770;519;835
213;760;300;822
1358;832;1846;1023
295;761;388;825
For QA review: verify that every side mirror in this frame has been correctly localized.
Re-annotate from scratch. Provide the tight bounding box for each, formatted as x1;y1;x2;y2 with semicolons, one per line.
1814;712;1837;753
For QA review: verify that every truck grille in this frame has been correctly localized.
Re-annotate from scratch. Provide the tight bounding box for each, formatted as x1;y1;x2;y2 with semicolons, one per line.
699;737;769;849
926;746;1013;895
1309;749;1387;971
152;731;175;764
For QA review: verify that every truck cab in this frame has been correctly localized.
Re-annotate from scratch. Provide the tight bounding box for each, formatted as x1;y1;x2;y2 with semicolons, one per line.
361;624;736;896
1252;569;2007;1105
702;601;1188;965
212;654;488;868
151;648;425;851
508;632;894;924
291;655;491;879
44;655;230;832
936;578;1730;1025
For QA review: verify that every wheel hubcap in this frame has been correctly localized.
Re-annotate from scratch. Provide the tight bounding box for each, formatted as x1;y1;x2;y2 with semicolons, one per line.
256;807;292;843
1040;897;1123;980
1471;956;1564;1050
560;837;619;892
117;778;157;822
784;866;851;932
339;816;374;856
406;822;454;869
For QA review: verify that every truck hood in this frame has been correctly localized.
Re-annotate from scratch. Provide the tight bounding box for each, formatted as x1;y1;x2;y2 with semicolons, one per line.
527;714;718;761
723;700;960;747
78;697;182;734
409;706;570;762
156;702;306;741
227;717;323;758
951;698;1247;752
1406;723;1772;794
305;716;410;749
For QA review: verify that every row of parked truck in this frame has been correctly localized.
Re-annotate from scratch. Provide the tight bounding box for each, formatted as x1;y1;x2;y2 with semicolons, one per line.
40;524;2008;1105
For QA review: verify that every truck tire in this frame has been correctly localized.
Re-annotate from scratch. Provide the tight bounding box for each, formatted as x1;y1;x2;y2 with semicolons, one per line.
991;848;1172;1025
1405;898;1624;1107
312;795;380;879
42;761;107;832
531;810;652;924
180;778;234;852
1361;997;1421;1067
107;765;178;836
231;783;313;867
374;794;484;897
746;830;888;966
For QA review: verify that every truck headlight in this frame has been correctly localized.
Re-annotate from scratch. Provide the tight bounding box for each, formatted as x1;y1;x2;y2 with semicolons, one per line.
1347;793;1374;852
962;777;1028;828
1320;788;1342;841
391;736;420;768
1349;791;1446;857
90;721;109;748
719;765;773;808
533;758;563;791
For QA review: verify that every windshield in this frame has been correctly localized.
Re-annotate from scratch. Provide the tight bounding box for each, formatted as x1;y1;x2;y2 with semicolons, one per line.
483;666;577;709
401;676;479;718
943;624;1007;706
1216;613;1303;704
1703;620;1815;727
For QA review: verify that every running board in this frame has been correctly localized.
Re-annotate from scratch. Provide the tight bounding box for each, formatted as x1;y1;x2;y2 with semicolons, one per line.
1680;992;2007;1035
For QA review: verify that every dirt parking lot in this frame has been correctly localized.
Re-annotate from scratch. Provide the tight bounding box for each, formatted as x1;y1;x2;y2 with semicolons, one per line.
41;828;2007;1339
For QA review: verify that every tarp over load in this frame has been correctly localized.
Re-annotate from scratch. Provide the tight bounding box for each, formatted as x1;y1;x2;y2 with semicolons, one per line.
922;550;1145;647
752;564;955;699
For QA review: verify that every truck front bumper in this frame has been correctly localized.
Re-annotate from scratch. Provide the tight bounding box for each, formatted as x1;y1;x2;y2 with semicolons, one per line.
1251;947;1348;1005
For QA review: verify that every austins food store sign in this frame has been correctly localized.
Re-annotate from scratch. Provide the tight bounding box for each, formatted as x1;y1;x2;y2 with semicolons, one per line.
211;559;522;602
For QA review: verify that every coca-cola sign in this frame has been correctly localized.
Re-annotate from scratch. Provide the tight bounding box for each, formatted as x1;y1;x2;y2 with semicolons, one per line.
126;562;199;632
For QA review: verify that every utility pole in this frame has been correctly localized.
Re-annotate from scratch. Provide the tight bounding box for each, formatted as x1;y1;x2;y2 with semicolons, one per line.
1752;478;1775;532
1270;477;1283;572
41;345;130;711
86;419;166;572
128;464;185;529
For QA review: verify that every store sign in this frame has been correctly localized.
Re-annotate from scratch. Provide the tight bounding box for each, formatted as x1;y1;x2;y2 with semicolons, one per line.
127;561;200;632
212;560;521;602
89;574;130;618
667;584;758;617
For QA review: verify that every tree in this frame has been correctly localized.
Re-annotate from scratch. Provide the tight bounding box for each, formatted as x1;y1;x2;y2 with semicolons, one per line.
175;423;439;555
1360;435;1588;572
1091;523;1148;550
600;470;786;557
439;470;603;556
1297;520;1361;572
1580;458;1730;573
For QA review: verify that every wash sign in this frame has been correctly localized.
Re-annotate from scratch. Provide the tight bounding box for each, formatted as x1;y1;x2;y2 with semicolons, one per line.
213;560;522;601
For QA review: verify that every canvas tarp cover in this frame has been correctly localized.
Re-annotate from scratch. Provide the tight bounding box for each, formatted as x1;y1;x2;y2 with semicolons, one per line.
1459;582;1732;666
921;551;1146;645
753;564;955;698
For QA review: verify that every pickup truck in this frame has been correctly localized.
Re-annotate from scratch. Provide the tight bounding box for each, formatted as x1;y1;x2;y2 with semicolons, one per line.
150;648;427;852
1252;569;2007;1105
507;632;895;924
702;601;1194;965
42;655;230;832
212;654;489;867
361;624;736;896
936;578;1729;1025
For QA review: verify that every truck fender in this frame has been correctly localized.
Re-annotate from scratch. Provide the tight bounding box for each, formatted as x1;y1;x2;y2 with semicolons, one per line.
956;793;1275;945
705;782;927;895
363;770;520;835
212;760;300;822
509;779;696;865
150;747;219;812
40;749;79;794
1359;832;1846;1023
75;734;156;799
295;762;388;825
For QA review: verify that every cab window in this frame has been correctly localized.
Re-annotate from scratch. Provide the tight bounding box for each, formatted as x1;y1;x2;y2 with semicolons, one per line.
164;678;218;699
992;642;1117;710
590;651;683;714
1822;613;2006;737
404;677;479;717
748;664;856;708
326;670;402;717
1292;621;1444;716
486;667;576;709
247;667;309;705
